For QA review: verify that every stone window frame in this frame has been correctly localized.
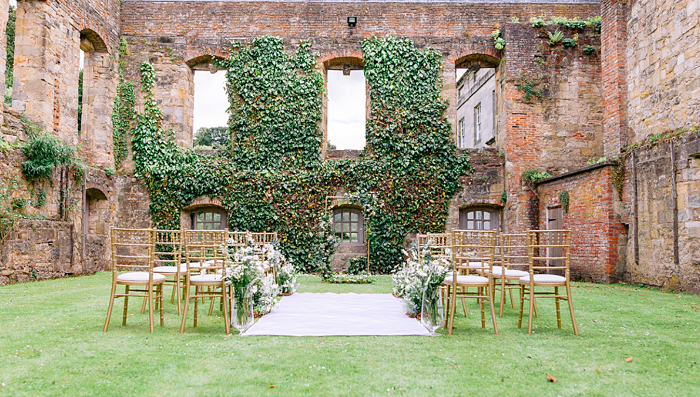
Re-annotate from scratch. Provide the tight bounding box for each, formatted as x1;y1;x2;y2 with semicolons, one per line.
322;56;367;156
190;208;227;230
459;206;499;231
332;207;365;247
458;117;466;149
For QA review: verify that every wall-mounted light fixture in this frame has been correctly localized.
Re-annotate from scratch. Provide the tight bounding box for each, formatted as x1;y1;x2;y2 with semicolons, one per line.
347;16;357;28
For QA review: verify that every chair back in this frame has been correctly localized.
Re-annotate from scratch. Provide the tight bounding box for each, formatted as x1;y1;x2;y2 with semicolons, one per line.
451;230;496;275
227;231;250;259
183;230;228;273
416;232;451;260
526;230;571;277
498;233;528;272
152;229;183;270
110;228;154;276
250;231;278;247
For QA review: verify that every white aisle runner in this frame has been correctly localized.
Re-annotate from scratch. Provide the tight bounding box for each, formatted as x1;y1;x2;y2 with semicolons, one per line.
242;293;430;336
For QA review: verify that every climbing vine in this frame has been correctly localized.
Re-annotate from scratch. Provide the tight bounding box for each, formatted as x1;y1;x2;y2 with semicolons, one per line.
112;38;136;170
129;35;471;274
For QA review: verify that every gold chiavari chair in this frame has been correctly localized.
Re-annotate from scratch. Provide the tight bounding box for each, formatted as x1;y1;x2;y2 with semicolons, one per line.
518;230;578;335
491;233;530;318
104;228;165;332
152;229;185;315
180;230;230;334
416;232;451;260
250;231;279;277
444;230;499;335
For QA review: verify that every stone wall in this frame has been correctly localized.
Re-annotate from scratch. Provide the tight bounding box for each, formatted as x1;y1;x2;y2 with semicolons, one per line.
625;0;700;144
618;131;700;293
447;148;505;231
502;23;604;232
0;219;75;284
536;163;626;283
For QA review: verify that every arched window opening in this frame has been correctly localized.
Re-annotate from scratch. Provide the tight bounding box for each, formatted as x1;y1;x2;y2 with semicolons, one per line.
455;55;500;149
192;63;229;150
78;50;84;134
332;207;365;246
459;207;500;231
190;208;227;230
326;58;366;151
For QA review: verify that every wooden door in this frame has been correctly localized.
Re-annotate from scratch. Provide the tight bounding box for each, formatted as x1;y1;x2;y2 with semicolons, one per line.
547;207;563;272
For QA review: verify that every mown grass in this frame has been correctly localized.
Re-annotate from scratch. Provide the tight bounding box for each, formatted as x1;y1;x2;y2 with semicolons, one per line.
0;273;699;396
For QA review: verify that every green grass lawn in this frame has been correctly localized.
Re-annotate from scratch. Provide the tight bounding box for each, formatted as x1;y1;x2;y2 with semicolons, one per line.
1;273;699;396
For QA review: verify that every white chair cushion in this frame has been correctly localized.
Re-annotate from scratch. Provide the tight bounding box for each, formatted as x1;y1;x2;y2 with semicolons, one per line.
492;267;529;278
444;275;489;285
153;265;187;273
519;274;566;284
117;272;166;282
190;274;223;283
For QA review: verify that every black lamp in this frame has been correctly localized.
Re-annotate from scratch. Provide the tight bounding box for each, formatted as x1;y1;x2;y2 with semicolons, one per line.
347;16;357;28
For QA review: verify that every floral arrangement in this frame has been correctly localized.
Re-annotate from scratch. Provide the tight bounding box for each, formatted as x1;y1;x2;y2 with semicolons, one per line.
391;240;450;316
223;234;279;317
264;239;298;295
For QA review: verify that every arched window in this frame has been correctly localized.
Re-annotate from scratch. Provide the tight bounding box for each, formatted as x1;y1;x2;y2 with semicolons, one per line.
459;207;500;231
190;208;227;230
332;207;364;246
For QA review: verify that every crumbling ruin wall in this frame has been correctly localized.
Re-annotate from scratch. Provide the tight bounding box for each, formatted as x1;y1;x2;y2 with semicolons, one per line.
501;23;604;232
536;163;625;283
618;132;700;293
625;0;700;144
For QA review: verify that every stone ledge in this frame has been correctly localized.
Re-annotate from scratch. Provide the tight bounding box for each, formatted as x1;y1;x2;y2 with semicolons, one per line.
535;161;617;185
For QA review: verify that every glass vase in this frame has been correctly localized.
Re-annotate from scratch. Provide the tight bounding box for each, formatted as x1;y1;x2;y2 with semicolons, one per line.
421;287;445;336
231;285;254;334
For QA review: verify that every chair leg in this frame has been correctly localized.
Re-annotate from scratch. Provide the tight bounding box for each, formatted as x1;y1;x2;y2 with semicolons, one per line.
517;285;524;328
488;284;499;336
527;285;535;334
176;276;182;316
479;287;485;329
555;286;561;329
159;284;165;327
171;280;176;304
443;285;451;329
103;282;117;332
180;283;191;333
194;286;199;328
461;297;469;318
509;286;515;309
498;277;505;318
148;284;155;333
447;284;457;335
222;285;231;334
534;296;540;318
208;292;215;316
566;283;579;335
122;285;130;326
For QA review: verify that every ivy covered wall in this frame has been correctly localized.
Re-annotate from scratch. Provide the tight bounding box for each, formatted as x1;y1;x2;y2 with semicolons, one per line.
127;35;471;274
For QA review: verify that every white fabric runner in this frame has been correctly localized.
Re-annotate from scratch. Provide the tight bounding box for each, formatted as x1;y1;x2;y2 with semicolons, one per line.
242;292;430;336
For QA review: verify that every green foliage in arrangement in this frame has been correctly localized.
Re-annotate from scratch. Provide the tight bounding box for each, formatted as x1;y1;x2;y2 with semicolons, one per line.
21;131;84;183
530;15;601;32
548;30;564;46
347;256;368;275
112;38;136;170
583;45;596;56
562;33;579;48
491;30;506;50
559;190;570;212
129;35;471;275
515;77;543;102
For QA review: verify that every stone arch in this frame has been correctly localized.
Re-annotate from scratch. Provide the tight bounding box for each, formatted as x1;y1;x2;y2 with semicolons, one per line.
454;53;501;70
79;29;108;53
186;55;226;71
181;197;228;230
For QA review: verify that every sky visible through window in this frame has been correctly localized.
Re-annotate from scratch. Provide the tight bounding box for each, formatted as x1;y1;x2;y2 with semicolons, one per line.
193;71;229;133
327;70;366;150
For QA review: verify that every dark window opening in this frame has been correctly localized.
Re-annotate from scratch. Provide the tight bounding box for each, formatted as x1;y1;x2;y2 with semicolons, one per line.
190;208;227;230
332;207;365;246
459;207;500;231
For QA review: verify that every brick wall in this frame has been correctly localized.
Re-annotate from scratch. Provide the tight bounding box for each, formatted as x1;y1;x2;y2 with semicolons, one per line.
502;23;604;232
536;163;625;283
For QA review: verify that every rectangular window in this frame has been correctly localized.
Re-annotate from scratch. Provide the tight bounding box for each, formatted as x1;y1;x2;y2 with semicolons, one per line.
474;103;482;143
458;117;465;148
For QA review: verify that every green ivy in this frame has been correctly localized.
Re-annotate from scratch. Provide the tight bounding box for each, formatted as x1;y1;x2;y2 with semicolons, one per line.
129;35;471;275
522;170;552;183
559;190;570;212
21;131;84;183
112;38;136;170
